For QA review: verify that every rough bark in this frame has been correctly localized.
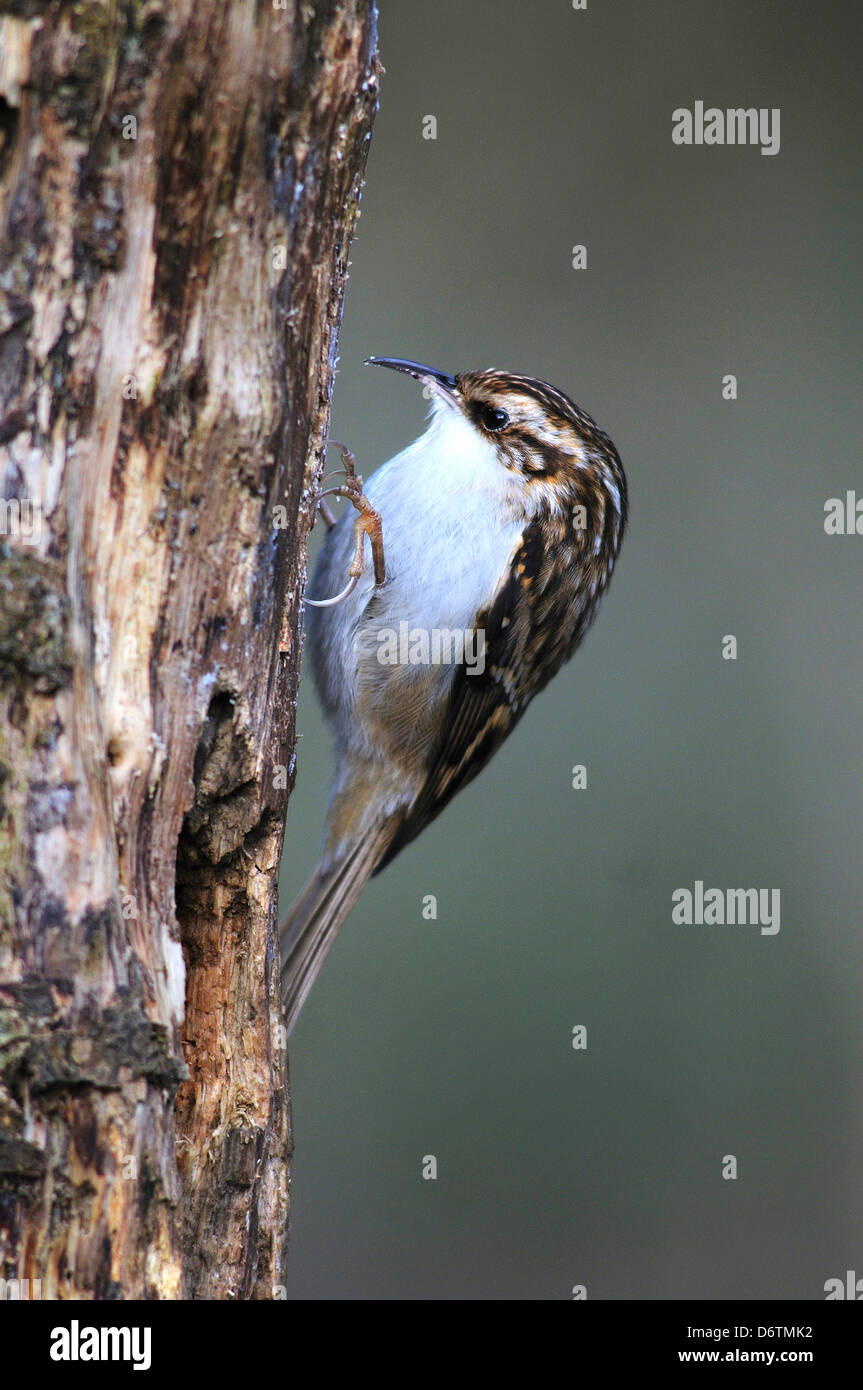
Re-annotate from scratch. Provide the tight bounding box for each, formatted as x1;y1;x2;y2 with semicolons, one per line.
0;0;378;1300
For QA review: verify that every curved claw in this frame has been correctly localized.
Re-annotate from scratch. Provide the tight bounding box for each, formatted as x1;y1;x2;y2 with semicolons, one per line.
306;439;384;607
305;574;359;609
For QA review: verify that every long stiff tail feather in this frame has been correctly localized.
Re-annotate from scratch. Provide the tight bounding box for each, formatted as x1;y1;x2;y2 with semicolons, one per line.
279;820;400;1035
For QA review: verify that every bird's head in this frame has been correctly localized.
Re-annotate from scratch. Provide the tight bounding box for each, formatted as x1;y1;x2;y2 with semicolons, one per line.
366;355;627;546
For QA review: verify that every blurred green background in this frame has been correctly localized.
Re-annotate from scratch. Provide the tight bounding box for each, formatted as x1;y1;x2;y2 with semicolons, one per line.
278;0;862;1298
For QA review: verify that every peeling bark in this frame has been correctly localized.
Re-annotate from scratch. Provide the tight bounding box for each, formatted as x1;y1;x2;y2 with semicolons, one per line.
0;0;378;1299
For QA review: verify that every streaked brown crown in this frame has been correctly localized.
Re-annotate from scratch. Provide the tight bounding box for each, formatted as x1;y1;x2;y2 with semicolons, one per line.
457;367;621;479
456;368;627;565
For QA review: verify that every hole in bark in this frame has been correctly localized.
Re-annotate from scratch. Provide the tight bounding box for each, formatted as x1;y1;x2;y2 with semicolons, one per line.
176;690;260;872
0;98;18;181
191;691;235;786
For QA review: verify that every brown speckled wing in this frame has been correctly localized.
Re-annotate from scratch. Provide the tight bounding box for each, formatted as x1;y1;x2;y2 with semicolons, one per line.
374;516;582;873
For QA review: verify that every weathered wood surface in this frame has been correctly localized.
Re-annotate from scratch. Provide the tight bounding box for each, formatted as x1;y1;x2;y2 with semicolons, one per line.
0;0;377;1299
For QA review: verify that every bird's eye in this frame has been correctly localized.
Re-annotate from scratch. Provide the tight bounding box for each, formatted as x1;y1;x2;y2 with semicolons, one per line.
478;403;510;432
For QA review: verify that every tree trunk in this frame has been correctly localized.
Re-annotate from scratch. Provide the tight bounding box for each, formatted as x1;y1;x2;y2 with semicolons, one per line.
0;0;377;1300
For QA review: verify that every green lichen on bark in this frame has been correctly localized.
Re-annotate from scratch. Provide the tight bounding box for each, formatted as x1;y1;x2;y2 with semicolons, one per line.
0;546;72;690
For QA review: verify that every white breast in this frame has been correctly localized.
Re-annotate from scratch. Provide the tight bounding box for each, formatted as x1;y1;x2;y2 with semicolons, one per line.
309;400;524;753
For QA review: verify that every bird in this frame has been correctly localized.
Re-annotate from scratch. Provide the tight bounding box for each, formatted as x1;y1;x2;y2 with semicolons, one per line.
280;357;627;1033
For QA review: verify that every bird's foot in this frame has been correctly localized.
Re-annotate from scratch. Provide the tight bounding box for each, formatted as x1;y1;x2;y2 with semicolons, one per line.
307;440;386;607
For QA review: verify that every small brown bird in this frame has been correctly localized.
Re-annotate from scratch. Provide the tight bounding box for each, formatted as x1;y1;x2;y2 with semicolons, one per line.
280;358;627;1031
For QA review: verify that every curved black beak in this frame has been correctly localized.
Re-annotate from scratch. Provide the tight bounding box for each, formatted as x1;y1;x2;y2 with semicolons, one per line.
365;356;459;405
